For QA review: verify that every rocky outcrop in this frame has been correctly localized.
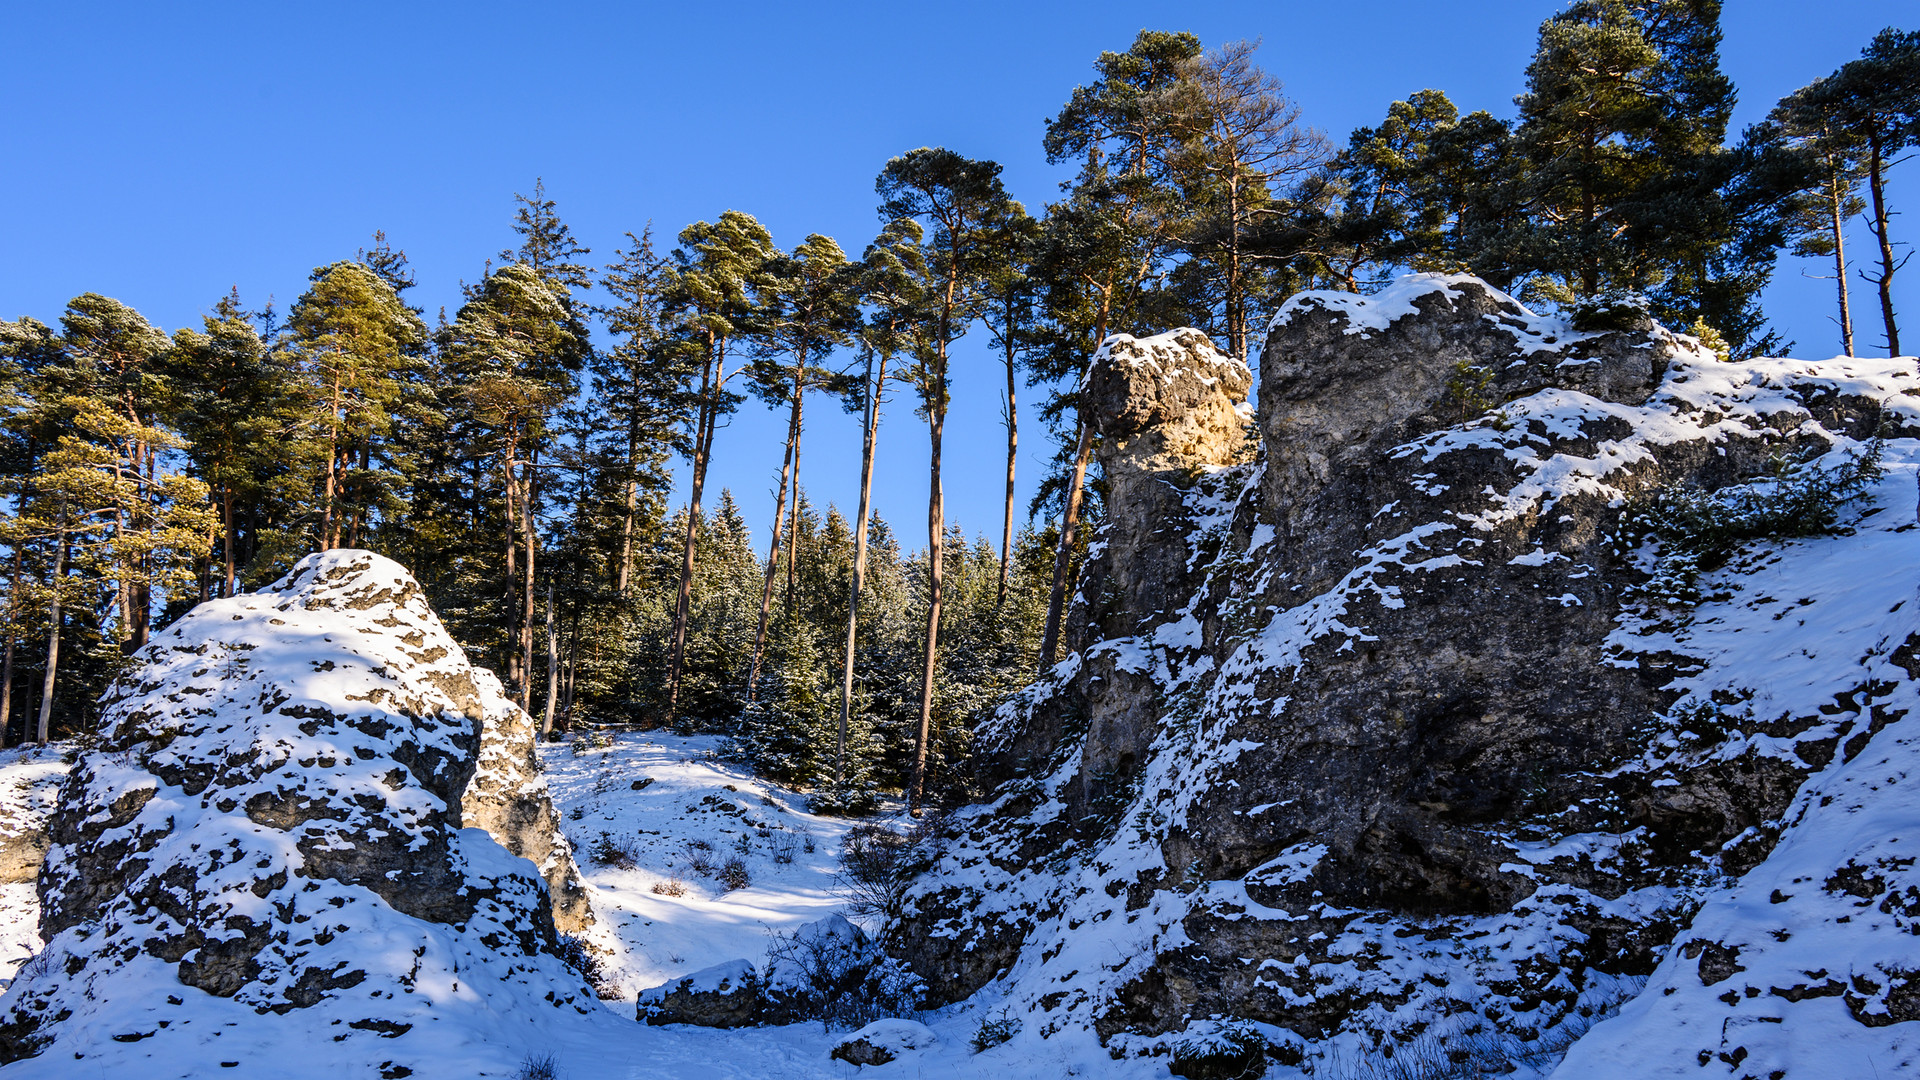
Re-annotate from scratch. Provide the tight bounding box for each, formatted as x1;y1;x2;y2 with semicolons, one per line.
461;667;594;934
0;551;608;1074
897;274;1920;1075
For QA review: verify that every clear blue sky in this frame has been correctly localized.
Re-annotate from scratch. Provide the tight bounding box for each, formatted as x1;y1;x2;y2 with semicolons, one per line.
2;2;1912;552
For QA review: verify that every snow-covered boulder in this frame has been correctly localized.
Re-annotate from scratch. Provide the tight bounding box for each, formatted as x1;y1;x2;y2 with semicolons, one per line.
637;958;762;1028
830;1018;937;1066
0;550;607;1074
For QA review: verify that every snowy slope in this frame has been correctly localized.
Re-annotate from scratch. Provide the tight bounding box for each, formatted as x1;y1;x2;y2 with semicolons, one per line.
0;746;64;993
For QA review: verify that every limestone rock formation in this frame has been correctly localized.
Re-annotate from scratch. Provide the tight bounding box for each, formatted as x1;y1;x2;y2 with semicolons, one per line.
898;274;1920;1075
0;550;608;1074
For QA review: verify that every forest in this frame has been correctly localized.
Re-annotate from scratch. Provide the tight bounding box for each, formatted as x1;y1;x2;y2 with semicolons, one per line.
1;1;1915;814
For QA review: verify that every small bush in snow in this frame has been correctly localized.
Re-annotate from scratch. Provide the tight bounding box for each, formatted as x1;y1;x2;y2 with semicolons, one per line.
717;857;751;891
837;824;915;937
588;831;639;869
651;876;688;897
1170;1019;1268;1079
1614;440;1883;605
683;838;715;876
732;832;753;856
514;1052;560;1080
769;832;799;864
970;1006;1020;1053
554;934;615;999
764;916;926;1030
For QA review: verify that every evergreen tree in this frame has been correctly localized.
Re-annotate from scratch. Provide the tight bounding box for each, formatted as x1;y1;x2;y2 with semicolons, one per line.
661;211;775;724
441;263;588;705
169;290;306;597
1818;30;1920;355
875;147;1015;813
743;234;862;698
288;262;426;552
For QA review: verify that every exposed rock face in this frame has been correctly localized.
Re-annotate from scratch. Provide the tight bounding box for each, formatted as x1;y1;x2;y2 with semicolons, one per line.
898;274;1920;1073
461;667;594;933
0;551;604;1072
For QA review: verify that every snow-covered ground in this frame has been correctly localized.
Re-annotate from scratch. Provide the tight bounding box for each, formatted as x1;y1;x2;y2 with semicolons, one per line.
0;729;1156;1078
529;731;1166;1078
0;745;66;994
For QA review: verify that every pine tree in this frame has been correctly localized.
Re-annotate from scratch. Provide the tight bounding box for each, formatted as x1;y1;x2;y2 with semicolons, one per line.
1820;30;1920;355
977;202;1041;606
661;212;775;724
169;290;305;597
1162;39;1331;364
875;147;1015;813
1033;31;1202;674
743;234;861;699
835;219;926;784
288;262;426;553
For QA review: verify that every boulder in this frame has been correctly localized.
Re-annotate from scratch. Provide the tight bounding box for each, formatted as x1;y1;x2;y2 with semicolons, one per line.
0;550;603;1073
830;1018;937;1066
637;959;762;1028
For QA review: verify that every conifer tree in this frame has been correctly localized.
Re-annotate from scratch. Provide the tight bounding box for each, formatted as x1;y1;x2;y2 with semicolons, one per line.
835;220;925;785
977;203;1041;606
743;236;861;699
441;263;587;704
169;290;304;596
661;212;775;724
875;148;1014;812
1034;31;1200;673
1820;30;1919;355
289;262;426;553
1162;39;1331;364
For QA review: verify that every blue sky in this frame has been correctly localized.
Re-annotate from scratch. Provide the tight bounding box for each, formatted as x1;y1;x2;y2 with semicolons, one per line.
1;1;1913;552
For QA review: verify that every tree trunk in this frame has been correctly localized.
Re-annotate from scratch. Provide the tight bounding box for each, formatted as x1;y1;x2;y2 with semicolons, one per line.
0;549;18;747
502;448;522;697
998;332;1018;607
322;376;343;551
666;342;722;725
786;403;803;612
223;486;238;596
541;580;559;737
36;531;67;745
1864;131;1903;357
520;450;538;714
837;349;889;783
1038;416;1096;672
1827;151;1856;357
747;374;805;703
908;380;946;815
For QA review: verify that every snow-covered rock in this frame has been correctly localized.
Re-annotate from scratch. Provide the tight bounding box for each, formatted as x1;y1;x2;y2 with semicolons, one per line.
831;1018;937;1066
638;958;762;1028
902;274;1920;1076
0;550;610;1075
0;745;66;885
